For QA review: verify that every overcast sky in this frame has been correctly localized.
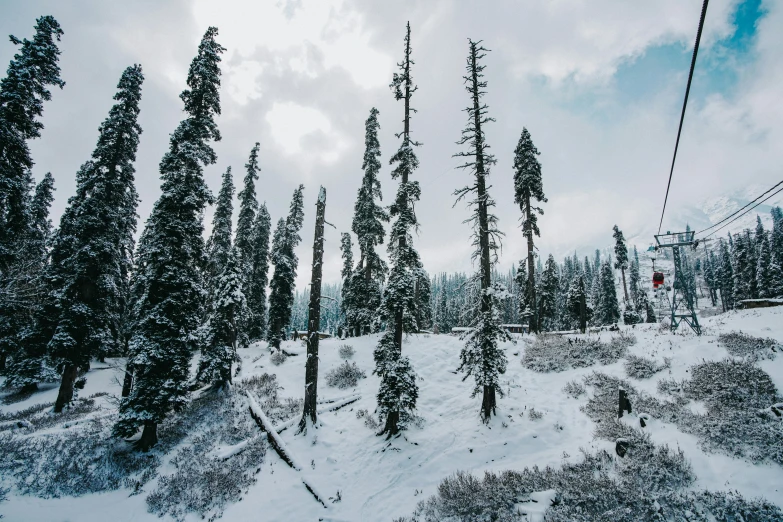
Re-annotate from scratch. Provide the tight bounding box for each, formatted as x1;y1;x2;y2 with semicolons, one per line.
1;0;781;288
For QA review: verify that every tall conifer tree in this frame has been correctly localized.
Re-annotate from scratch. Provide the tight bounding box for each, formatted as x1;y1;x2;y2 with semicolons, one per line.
350;107;389;335
32;65;144;410
206;167;234;282
512;128;546;334
374;22;422;437
0;16;64;270
1;172;54;379
236;143;260;265
612;225;630;303
596;260;620;325
453;39;508;422
115;29;224;449
0;16;64;372
267;185;305;349
247;203;271;341
199;247;247;391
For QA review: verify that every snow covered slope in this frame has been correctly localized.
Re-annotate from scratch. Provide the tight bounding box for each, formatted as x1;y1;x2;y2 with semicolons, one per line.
2;307;782;521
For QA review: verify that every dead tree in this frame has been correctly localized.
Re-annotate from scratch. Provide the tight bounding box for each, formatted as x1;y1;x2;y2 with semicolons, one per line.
298;187;326;434
579;276;587;334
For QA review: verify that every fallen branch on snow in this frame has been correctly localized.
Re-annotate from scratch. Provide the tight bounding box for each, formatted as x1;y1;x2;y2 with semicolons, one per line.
246;391;328;508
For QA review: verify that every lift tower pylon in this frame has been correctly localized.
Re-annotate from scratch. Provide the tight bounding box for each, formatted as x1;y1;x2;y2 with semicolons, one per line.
654;230;701;335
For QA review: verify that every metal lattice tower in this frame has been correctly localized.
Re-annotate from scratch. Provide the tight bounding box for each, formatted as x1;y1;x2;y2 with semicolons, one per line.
655;230;701;335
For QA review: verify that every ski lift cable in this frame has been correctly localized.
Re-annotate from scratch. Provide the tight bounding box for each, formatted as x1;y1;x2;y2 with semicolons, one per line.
657;0;710;236
701;185;783;239
694;179;783;235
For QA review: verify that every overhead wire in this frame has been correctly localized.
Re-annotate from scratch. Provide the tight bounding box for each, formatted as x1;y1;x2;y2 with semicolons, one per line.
695;179;783;236
657;0;710;236
701;185;783;239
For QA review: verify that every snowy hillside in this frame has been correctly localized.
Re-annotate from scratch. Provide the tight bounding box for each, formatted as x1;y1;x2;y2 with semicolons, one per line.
2;307;782;521
675;185;781;238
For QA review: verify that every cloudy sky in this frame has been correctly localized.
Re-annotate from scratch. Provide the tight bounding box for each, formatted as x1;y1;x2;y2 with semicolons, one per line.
1;0;780;288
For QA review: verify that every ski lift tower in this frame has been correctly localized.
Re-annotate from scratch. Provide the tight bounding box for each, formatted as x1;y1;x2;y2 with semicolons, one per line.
654;230;701;335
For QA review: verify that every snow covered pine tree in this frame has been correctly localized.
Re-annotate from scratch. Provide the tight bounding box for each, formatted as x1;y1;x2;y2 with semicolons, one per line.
348;107;389;336
198;166;249;391
34;65;144;412
268;185;305;350
453;39;509;423
115;28;224;450
247;203;271;341
613;225;630;303
0;16;64;374
236;143;261;337
512;128;546;334
374;22;423;438
2;173;54;385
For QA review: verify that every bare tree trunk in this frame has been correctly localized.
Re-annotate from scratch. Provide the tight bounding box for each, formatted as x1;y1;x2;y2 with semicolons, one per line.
579;277;587;334
525;197;537;334
299;187;326;434
138;420;158;452
469;42;496;423
0;351;6;372
621;267;629;303
121;362;133;398
54;363;78;413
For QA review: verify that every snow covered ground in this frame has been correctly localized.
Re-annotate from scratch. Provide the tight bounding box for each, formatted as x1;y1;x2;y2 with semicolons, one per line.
2;306;782;521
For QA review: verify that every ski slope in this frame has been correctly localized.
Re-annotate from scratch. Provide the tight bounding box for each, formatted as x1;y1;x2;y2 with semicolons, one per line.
2;307;782;521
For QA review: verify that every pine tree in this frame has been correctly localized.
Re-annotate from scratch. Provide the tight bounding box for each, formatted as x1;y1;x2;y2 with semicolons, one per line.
375;22;422;437
628;256;641;308
596;260;620;325
340;232;356;335
0;172;55;380
206;167;234;282
236;143;260;266
637;290;656;323
756;230;772;298
537;255;559;330
198;247;247;391
453;39;509;423
771;207;783;262
732;232;753;303
115;29;224;450
704;249;718;306
512;128;546;334
612;225;630;303
268;185;305;349
247;203;271;341
0;16;65;270
770;207;783;297
718;238;734;310
350;107;389;336
567;275;591;332
25;65;143;411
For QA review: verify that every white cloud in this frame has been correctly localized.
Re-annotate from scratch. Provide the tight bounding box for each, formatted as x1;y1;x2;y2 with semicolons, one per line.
192;0;393;103
264;101;348;164
495;0;737;85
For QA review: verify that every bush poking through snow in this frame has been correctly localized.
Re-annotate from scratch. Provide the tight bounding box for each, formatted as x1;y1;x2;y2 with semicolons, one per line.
356;409;381;431
270;350;287;366
586;363;783;466
562;380;585;399
338;344;355;360
528;408;544;420
624;354;670;379
718;331;779;360
400;366;781;521
684;359;778;410
146;433;265;522
522;333;635;373
325;361;366;389
396;441;779;522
